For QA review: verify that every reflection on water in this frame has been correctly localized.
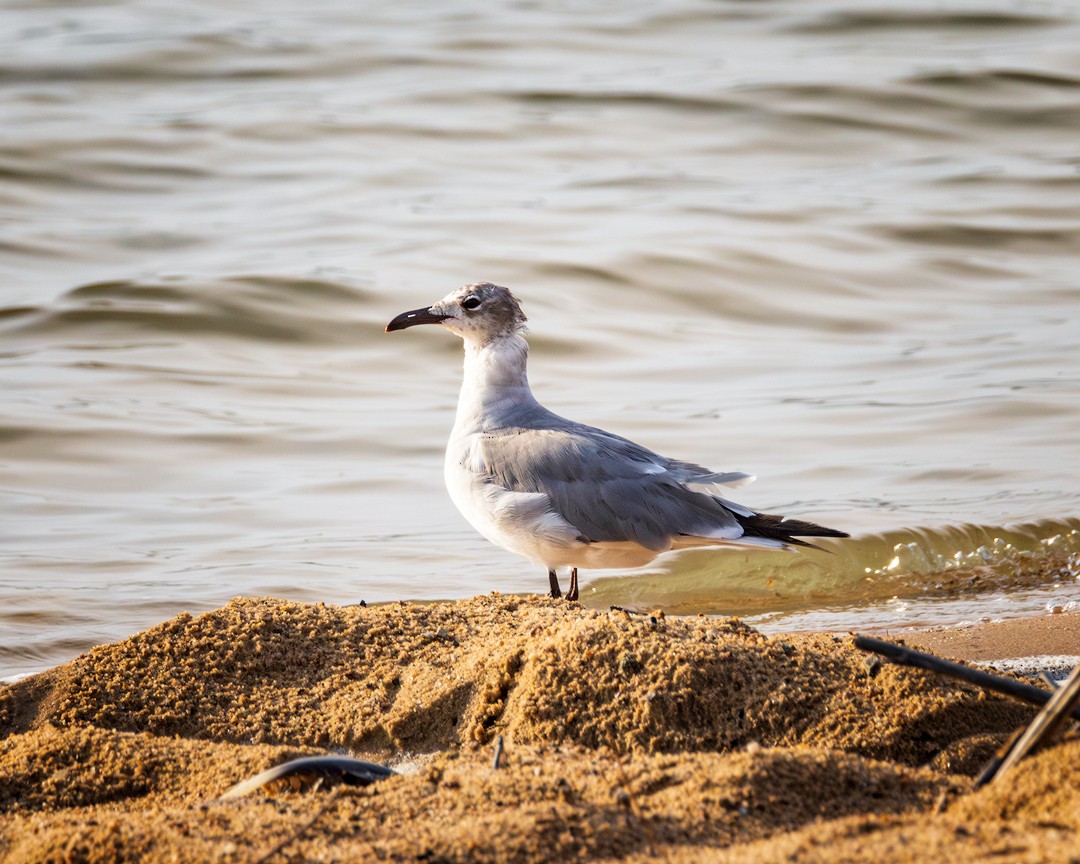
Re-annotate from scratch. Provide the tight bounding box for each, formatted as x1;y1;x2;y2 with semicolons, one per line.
2;0;1080;677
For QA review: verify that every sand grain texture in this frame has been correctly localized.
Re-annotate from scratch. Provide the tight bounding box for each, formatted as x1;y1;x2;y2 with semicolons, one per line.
1;595;1076;862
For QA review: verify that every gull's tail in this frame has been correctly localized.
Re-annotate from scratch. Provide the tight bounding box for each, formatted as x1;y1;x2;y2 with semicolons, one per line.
735;511;850;551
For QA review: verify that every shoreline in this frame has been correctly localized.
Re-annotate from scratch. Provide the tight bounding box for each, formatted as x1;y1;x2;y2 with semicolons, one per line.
6;603;1077;688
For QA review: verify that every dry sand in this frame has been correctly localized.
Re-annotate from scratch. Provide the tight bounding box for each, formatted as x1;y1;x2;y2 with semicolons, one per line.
1;595;1076;862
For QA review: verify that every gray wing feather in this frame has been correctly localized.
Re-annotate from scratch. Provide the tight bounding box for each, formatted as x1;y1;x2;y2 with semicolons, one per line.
476;413;743;550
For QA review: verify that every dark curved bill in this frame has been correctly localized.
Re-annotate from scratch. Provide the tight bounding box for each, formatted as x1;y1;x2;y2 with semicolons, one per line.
385;307;450;332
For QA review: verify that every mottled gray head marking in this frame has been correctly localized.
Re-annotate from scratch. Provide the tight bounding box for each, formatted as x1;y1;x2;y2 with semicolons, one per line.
454;282;527;331
386;282;527;346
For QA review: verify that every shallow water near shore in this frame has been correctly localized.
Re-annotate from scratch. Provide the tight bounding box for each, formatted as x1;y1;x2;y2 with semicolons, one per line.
3;0;1080;677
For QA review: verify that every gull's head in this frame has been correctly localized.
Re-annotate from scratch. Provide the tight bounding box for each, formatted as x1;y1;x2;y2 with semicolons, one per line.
385;282;527;345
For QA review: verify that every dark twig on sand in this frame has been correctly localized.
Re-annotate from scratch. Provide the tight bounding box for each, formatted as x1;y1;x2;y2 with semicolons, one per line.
492;734;505;770
991;662;1080;783
219;755;394;800
225;756;396;862
852;636;1080;721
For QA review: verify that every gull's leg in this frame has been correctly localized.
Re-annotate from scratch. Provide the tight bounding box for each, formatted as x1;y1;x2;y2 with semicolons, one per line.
548;568;562;599
566;568;579;603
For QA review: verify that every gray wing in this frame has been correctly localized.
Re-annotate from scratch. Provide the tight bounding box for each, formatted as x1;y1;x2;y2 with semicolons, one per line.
475;416;750;551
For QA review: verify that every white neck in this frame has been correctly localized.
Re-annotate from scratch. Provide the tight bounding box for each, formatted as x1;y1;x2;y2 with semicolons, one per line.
453;332;538;434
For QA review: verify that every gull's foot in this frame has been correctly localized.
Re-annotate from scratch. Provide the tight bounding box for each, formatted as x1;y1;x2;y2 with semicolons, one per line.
548;568;562;599
565;568;579;603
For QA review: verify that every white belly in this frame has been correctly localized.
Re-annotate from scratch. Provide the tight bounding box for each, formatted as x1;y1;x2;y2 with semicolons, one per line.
443;434;668;571
443;446;574;565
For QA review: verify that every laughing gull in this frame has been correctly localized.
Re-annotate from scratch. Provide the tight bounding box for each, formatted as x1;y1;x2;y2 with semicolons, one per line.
386;282;848;602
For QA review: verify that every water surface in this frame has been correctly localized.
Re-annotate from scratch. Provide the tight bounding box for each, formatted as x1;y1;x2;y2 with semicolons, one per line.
3;0;1080;677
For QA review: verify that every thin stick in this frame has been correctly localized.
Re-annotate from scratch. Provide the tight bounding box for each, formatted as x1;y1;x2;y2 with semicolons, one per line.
992;662;1080;782
853;636;1080;721
492;734;505;770
1039;672;1060;691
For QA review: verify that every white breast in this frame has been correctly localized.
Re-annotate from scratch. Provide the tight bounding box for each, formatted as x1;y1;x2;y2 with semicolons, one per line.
444;432;584;567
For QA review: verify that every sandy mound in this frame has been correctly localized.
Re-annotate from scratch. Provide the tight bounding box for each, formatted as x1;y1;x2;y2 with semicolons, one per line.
1;594;1075;862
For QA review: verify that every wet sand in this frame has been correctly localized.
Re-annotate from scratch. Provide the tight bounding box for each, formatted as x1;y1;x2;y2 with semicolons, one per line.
1;596;1076;862
907;612;1080;667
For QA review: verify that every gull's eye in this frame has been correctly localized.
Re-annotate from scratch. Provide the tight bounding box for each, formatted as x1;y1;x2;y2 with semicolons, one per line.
461;296;481;311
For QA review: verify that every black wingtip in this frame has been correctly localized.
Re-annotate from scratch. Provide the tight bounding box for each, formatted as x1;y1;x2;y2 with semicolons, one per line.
736;512;849;550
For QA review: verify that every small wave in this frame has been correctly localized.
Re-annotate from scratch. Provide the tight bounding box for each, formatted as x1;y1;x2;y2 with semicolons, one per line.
787;9;1062;35
586;517;1080;617
602;250;890;334
871;222;1080;254
907;69;1080;92
0;275;375;347
509;89;745;115
738;79;1080;140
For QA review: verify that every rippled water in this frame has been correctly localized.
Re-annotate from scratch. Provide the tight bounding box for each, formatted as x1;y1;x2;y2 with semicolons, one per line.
3;0;1080;677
